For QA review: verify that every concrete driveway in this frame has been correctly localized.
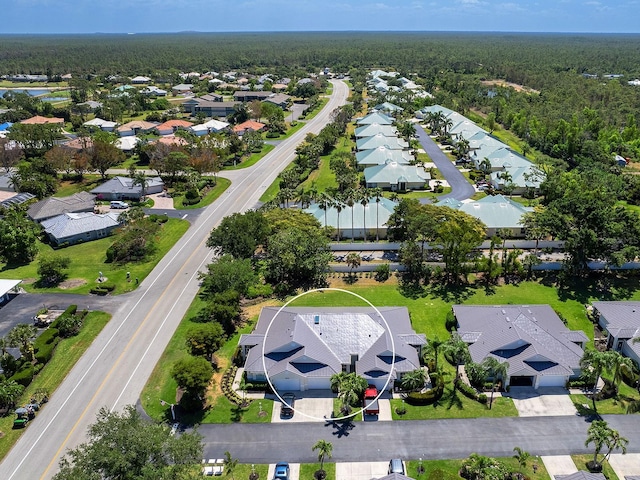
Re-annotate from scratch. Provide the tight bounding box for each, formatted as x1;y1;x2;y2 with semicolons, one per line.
271;392;334;423
268;463;300;480
506;387;577;417
541;456;577;478
335;461;388;480
363;399;392;422
608;453;640;478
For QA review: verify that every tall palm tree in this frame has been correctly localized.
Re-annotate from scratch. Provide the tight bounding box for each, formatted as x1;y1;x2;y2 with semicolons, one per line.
373;188;383;241
360;189;371;242
424;336;445;373
333;194;344;242
7;324;37;363
585;420;628;470
344;188;357;242
482;357;509;409
317;193;331;231
443;334;471;391
312;440;333;473
223;451;238;480
609;351;634;395
580;349;614;413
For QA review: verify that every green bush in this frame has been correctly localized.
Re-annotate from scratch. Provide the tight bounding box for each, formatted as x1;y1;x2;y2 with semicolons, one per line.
10;364;35;387
457;381;479;401
34;327;60;364
405;374;444;405
374;264;390;282
97;282;116;292
90;287;109;295
477;393;488;405
148;214;169;224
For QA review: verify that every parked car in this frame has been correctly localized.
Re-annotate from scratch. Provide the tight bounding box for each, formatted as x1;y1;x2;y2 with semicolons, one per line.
388;459;405;475
280;393;295;418
363;385;379;416
274;462;290;480
110;200;129;209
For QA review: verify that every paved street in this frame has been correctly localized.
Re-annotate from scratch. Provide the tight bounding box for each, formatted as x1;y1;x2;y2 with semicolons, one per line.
197;414;640;465
414;125;475;201
0;80;350;480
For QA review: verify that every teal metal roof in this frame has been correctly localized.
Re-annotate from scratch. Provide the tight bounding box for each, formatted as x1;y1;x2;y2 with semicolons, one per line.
356;112;393;125
356;147;413;167
364;163;430;185
305;197;398;230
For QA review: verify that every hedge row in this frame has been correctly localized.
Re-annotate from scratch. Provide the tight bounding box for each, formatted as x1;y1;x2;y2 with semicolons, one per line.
456;380;489;405
220;366;247;406
90;282;116;295
405;374;445;406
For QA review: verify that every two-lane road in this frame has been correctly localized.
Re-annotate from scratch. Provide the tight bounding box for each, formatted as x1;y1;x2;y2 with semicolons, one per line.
0;80;349;480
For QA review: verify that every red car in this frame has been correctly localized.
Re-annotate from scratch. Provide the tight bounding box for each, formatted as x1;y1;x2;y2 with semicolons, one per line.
363;385;379;415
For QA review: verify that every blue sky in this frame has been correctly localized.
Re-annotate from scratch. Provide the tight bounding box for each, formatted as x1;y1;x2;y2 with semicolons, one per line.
2;0;640;34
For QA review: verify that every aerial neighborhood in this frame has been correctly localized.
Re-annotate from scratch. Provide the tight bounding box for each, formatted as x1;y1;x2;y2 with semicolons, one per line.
1;32;640;480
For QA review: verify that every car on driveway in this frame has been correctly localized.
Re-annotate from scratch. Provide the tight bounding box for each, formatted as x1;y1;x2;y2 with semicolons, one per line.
274;462;290;480
110;201;129;209
280;393;295;418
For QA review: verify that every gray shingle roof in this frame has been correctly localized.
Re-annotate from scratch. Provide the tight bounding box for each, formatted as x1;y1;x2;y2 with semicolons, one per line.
27;191;95;222
555;472;606;480
41;212;120;240
454;305;585;379
90;176;163;196
592;301;640;338
243;307;424;383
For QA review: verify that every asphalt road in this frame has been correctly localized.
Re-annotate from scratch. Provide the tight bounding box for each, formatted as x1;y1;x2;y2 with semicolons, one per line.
198;414;640;464
415;125;475;201
0;79;350;480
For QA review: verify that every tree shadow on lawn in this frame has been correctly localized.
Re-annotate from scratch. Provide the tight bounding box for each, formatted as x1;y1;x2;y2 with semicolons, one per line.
430;385;464;411
427;281;476;304
548;272;640;305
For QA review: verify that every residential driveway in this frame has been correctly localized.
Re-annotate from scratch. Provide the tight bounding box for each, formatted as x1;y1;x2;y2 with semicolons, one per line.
541;456;577;478
608;453;640;478
414;125;475;201
363;398;392;422
268;463;300;480
148;192;174;209
335;461;388;480
271;392;334;423
506;387;577;417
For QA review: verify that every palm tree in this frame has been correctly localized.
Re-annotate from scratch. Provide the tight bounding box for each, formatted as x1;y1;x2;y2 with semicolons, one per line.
398;121;416;143
424;336;445;373
312;440;333;474
499;170;514;197
345;252;361;278
360;189;371;242
512;447;531;470
443;334;471;390
580;350;613;413
0;379;24;411
7;324;37;363
330;372;349;394
479;158;492;176
482;357;509;409
333;194;344;242
585;420;628;471
373;188;383;241
344;188;357;242
400;368;426;392
609;351;634;395
223;451;238;480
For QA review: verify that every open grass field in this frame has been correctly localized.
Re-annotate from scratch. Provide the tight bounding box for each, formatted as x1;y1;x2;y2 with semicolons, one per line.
54;174;103;197
301;463;336;480
0;218;189;295
0;311;111;461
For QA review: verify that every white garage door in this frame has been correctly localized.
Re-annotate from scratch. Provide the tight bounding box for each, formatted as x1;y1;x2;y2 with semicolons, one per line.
537;375;566;388
307;377;329;390
275;377;300;392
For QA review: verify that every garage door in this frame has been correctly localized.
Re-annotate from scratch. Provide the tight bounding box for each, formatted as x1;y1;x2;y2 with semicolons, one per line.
510;376;534;387
537;375;566;388
274;377;300;392
307;377;329;390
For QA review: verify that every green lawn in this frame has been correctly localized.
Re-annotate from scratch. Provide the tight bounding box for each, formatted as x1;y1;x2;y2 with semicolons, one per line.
390;385;517;420
0;218;189;295
304;98;329;120
285;278;597;343
54;175;103;197
406;455;548;480
0;311;111;461
224;144;276;171
174;176;231;209
570;381;640;415
264;121;306;140
400;187;452;200
332;398;363;421
230;464;269;480
571;455;619;480
301;463;336;480
141;293;271;424
300;156;338;193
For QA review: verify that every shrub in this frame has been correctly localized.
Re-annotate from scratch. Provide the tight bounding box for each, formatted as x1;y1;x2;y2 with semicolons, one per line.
57;314;84;338
10;364;35;387
34;328;60;364
445;310;457;332
374;264;390;282
457;381;479;401
477;393;488;405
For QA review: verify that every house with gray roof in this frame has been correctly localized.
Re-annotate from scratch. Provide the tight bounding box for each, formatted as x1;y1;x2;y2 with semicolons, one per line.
454;305;587;388
239;307;426;392
305;196;398;240
375;474;415;480
90;176;164;201
356;112;393;126
436;194;532;238
0;172;15;192
356;134;408;152
373;102;404;115
27;191;95;223
591;301;640;366
263;93;291;110
41;212;121;246
556;472;606;480
356;146;413;169
364;162;430;191
182;98;240;117
355;124;399;139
